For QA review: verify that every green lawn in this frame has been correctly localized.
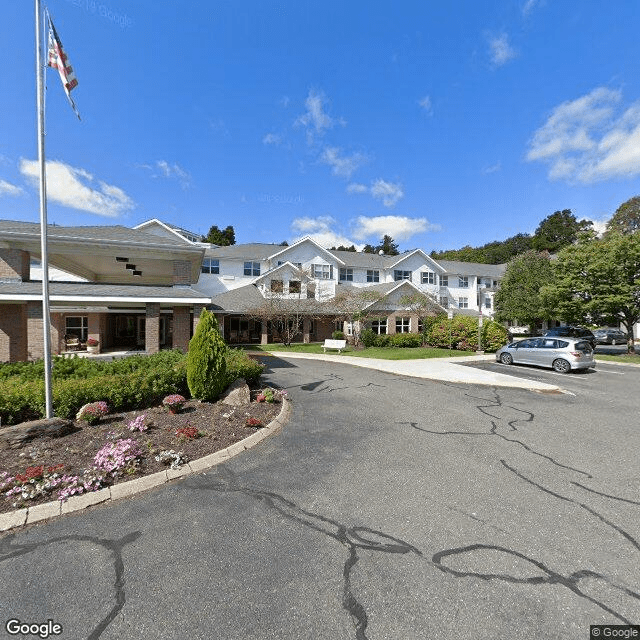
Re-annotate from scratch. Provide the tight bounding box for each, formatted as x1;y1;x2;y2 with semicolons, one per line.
595;352;640;365
241;342;472;360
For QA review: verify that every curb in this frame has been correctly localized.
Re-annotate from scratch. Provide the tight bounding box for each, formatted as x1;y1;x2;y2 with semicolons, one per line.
0;399;292;533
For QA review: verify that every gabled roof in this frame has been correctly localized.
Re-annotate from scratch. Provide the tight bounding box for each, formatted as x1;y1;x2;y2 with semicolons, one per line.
205;243;283;260
438;260;506;277
133;219;201;244
268;236;346;265
253;261;311;283
388;249;444;272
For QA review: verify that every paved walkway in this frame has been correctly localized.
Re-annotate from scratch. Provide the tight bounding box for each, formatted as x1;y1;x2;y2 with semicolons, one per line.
255;351;563;392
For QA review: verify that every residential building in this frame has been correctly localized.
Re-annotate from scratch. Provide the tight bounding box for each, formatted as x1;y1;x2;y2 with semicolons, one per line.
0;218;506;360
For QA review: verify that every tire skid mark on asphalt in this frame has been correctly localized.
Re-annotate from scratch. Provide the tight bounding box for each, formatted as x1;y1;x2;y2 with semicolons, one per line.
0;530;141;640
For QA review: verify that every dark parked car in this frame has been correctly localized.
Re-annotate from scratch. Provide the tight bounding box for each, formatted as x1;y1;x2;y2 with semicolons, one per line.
496;337;595;373
593;328;627;345
543;326;596;349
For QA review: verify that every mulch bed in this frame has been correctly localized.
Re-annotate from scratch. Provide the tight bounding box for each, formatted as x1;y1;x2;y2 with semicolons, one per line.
0;392;281;514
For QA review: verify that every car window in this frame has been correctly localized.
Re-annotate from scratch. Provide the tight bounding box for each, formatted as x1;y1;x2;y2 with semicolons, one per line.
518;339;536;348
574;341;592;352
557;340;569;348
540;339;557;348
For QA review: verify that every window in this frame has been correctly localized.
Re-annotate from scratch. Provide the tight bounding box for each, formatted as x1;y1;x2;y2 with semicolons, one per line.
339;268;353;282
371;319;387;334
289;280;301;294
270;280;283;293
458;276;469;288
244;261;260;276
394;270;411;281
441;276;448;287
201;258;219;274
345;322;354;336
366;269;380;283
395;317;411;333
439;296;448;307
458;297;469;308
484;297;491;309
421;271;435;285
66;316;88;342
312;263;333;279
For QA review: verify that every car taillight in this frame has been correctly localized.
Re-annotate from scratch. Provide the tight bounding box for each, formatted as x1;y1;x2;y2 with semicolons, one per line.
570;351;582;358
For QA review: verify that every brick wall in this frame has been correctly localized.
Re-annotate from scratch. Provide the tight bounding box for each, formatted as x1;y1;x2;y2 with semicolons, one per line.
172;260;192;285
26;301;57;361
0;249;30;281
0;304;27;362
172;306;190;352
145;303;160;354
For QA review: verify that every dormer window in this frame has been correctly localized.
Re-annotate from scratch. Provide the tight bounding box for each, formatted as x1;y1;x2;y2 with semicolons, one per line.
201;258;219;274
394;270;411;281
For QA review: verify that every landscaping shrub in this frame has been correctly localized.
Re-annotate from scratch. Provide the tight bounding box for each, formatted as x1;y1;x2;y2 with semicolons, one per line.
186;309;228;401
390;333;423;348
0;379;45;426
374;334;391;347
481;320;509;352
427;315;484;351
360;329;377;348
224;348;263;386
332;330;345;340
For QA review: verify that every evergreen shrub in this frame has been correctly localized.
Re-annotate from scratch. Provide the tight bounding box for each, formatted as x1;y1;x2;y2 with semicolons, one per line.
186;309;228;401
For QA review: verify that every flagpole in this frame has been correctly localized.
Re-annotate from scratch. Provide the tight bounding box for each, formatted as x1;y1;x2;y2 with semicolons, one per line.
35;0;54;419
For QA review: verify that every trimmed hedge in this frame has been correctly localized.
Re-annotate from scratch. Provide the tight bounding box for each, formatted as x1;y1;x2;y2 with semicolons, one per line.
390;333;423;348
0;347;265;426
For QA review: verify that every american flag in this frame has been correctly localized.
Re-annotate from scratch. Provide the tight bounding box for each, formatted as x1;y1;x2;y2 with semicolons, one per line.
47;16;80;119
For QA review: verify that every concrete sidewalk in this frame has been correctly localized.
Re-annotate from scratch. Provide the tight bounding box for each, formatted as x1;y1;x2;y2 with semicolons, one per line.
257;351;562;392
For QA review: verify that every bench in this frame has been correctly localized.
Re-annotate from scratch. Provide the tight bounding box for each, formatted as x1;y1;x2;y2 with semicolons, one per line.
322;339;347;353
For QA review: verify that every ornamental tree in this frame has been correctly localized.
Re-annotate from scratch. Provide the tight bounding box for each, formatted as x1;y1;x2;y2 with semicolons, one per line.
187;309;228;400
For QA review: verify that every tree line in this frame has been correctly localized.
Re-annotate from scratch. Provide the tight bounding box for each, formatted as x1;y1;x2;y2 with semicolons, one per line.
494;196;640;351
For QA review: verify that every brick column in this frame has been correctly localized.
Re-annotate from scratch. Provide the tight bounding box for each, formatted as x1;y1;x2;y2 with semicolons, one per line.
26;301;56;361
410;314;419;334
261;322;268;345
173;260;192;285
87;313;101;352
192;304;205;336
172;306;191;352
387;313;397;335
145;303;160;354
0;249;30;281
302;318;310;343
0;304;27;362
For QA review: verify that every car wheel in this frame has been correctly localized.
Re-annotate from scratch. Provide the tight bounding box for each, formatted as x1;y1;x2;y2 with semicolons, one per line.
552;358;571;374
500;353;513;365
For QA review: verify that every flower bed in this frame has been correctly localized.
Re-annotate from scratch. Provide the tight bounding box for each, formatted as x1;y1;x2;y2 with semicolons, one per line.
0;391;283;514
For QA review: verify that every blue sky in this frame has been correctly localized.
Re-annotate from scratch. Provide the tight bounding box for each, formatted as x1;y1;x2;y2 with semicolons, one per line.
2;1;640;252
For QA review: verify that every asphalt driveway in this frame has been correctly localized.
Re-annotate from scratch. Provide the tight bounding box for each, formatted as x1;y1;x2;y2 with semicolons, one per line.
1;356;638;639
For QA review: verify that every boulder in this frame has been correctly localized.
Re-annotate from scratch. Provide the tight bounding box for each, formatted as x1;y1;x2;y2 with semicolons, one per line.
0;418;75;450
220;378;251;407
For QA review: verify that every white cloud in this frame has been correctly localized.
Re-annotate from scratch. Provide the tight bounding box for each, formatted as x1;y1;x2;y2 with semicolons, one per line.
262;133;282;146
584;216;610;237
139;160;191;188
370;179;404;207
346;179;404;207
522;0;543;16
418;95;433;115
482;162;501;174
294;89;341;144
20;159;134;217
353;215;440;241
526;87;640;183
488;33;517;67
0;179;24;197
290;215;363;249
319;147;368;179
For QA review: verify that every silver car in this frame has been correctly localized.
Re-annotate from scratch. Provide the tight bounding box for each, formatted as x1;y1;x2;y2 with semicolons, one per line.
496;337;595;373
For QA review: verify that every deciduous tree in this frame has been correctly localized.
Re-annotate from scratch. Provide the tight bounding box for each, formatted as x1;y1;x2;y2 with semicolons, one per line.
494;250;553;328
606;196;640;235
